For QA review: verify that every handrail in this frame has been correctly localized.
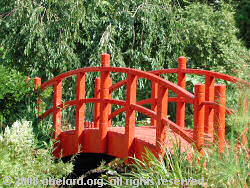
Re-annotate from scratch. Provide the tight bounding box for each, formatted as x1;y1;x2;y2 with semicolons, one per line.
35;54;248;159
41;67;195;103
109;68;249;93
41;67;101;90
182;69;249;85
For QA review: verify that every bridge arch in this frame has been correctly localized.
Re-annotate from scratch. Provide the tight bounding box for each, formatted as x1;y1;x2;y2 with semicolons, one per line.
33;54;248;161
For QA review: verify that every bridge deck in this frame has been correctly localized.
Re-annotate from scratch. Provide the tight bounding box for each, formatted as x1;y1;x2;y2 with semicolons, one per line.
59;126;212;161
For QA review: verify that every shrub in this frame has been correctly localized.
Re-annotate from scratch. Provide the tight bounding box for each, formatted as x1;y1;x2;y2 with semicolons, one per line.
0;120;73;187
235;0;250;48
0;64;36;127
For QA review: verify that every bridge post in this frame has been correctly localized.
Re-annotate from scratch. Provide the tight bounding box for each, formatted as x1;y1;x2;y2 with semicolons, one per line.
205;76;215;137
151;81;158;126
156;85;168;153
34;77;41;117
193;83;205;154
53;79;62;158
214;84;226;153
99;53;111;153
94;77;101;128
75;72;86;153
125;73;137;161
177;57;186;128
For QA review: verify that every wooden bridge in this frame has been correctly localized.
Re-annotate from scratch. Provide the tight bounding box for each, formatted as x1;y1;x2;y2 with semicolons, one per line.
33;53;248;162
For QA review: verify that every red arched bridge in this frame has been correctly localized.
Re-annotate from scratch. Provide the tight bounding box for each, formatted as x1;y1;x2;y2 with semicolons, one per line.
32;53;248;162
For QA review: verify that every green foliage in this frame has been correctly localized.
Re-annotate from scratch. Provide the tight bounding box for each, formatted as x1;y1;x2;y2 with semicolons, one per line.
0;64;37;126
0;0;248;127
0;0;248;78
103;134;248;187
235;0;250;48
0;120;73;187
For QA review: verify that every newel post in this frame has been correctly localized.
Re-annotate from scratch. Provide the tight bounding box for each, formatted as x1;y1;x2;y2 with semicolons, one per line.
156;85;168;153
99;53;111;153
34;77;41;117
125;73;137;161
177;56;186;128
53;79;63;157
75;72;86;153
205;76;215;137
214;84;226;153
95;77;112;128
193;83;205;153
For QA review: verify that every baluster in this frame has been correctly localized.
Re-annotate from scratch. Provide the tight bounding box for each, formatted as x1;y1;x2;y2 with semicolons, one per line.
108;78;112;127
94;77;101;128
177;56;186;128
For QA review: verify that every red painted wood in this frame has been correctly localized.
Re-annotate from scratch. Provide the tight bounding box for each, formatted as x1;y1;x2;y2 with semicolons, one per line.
177;57;186;128
75;72;85;153
108;78;112;127
193;83;205;154
94;77;101;128
35;54;249;163
110;79;127;92
99;53;111;153
34;77;41;117
104;67;195;104
156;85;168;152
125;73;137;161
151;81;158;126
214;84;226;153
130;104;157;119
205;76;215;137
53;80;62;158
183;69;248;85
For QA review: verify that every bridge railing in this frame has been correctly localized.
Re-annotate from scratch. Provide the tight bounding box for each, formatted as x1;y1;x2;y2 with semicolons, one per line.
32;53;248;156
110;57;249;152
35;54;196;155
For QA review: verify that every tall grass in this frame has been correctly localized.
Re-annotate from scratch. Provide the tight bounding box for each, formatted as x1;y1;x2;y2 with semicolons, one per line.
102;89;249;188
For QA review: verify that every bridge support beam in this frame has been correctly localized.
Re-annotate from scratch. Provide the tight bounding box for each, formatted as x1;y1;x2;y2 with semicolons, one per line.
177;57;186;128
156;85;168;153
205;76;215;137
99;53;111;153
53;80;62;158
125;73;137;161
193;83;205;154
214;84;226;153
75;72;86;153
